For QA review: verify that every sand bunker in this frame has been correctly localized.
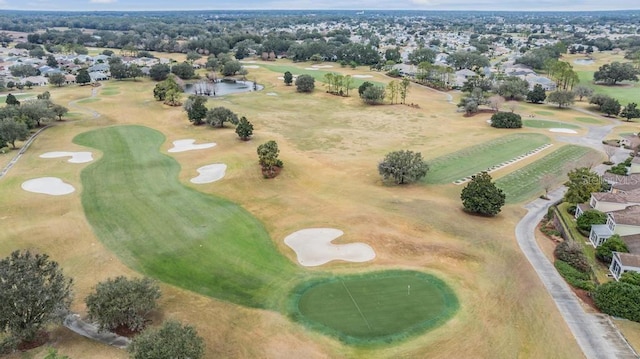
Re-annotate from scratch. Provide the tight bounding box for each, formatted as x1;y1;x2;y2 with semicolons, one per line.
312;64;334;68
352;74;373;78
304;68;320;71
266;92;278;96
168;139;216;153
21;177;75;195
190;164;227;184
40;151;94;164
240;60;257;64
549;128;578;134
277;75;298;80
284;228;375;267
242;65;260;69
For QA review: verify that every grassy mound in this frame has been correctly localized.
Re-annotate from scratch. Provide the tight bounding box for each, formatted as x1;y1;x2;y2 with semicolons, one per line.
289;270;458;345
425;133;549;184
74;125;298;308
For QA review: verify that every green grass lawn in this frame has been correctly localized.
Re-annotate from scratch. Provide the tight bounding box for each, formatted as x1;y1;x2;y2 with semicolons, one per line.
101;89;120;96
575;116;605;124
260;63;384;88
535;110;555;116
290;270;458;345
577;71;640;105
496;145;598;203
523;120;580;129
74;125;299;309
425;133;550;184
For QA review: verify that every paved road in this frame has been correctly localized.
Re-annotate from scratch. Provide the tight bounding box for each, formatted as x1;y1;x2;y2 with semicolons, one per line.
515;188;639;359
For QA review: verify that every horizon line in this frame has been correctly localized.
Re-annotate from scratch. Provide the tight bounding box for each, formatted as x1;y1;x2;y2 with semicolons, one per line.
1;8;640;13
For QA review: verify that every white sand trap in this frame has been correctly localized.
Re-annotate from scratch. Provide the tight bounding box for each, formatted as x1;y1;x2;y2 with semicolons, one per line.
21;177;75;196
304;68;320;71
352;74;373;78
168;139;216;153
284;228;375;267
266;92;278;96
190;164;227;184
549;128;578;134
242;65;260;69
277;75;298;80
312;64;334;68
40;151;93;164
240;60;257;64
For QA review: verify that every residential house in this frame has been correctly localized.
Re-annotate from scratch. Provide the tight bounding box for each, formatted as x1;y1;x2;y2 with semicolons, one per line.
610;252;640;281
89;71;109;82
525;74;557;91
603;173;640;193
20;76;48;86
575;189;640;218
454;69;477;87
588;205;640;247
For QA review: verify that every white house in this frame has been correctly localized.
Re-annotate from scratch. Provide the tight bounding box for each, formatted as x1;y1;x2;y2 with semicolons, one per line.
589;205;640;247
609;251;640;281
575;189;640;218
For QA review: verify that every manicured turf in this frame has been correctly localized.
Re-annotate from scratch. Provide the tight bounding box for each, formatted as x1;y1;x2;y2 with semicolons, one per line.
534;110;555;116
425;133;550;184
290;270;458;344
74;125;298;309
260;63;384;87
495;145;598;203
577;70;640;105
523;120;580;129
76;97;101;104
575;116;605;124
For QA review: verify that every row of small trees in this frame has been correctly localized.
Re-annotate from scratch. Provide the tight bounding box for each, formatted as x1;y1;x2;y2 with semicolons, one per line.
183;96;254;140
0;251;204;358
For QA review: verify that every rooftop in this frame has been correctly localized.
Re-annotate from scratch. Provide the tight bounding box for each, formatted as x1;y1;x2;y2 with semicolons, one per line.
615;252;640;269
609;205;640;226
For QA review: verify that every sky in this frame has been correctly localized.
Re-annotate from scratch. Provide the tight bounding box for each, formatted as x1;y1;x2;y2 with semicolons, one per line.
0;0;638;11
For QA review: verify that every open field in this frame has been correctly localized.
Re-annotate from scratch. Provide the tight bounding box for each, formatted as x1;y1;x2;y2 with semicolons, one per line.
523;120;580;129
425;133;550;184
576;70;640;105
260;63;385;87
0;60;588;358
290;270;458;344
495;145;599;203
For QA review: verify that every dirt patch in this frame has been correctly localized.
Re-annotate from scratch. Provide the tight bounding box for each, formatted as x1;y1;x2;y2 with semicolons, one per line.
17;331;49;351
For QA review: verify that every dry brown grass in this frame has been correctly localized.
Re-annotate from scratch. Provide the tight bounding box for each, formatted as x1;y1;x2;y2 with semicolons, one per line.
0;61;595;358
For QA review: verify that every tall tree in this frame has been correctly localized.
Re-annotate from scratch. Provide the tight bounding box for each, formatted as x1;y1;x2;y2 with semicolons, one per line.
86;276;160;332
594;62;639;85
48;73;66;87
128;321;205;359
526;84;547;104
183;95;208;125
149;63;170;81
546;90;575;108
205;106;239;128
601;98;622;117
257;140;283;178
378;150;429;185
399;78;410;104
573;85;593;101
620;103;640;122
76;69;91;85
386;80;399;104
283;71;293;86
0;251;73;344
51;104;69;121
408;47;436;65
235;116;254;141
460;172;506;216
563;167;604;204
0;118;29;148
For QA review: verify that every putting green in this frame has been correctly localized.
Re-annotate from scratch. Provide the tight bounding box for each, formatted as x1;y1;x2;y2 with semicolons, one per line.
74;125;298;308
575;116;605;124
290;271;458;344
524;120;580;129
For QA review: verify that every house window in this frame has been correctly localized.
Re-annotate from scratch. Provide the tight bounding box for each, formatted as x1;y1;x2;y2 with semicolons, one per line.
607;216;615;232
610;259;621;280
590;197;596;208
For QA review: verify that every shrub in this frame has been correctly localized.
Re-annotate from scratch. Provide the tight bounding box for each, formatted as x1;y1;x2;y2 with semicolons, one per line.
608;162;628;175
620;272;640;286
576;209;607;231
555;260;596;291
378;150;429;185
490;112;522;128
295;74;315;93
554;240;591;273
595;234;629;264
593;281;640;322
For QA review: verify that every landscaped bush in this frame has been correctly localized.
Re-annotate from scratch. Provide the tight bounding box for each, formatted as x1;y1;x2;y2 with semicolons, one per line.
593;281;640;322
554;240;591;273
555;260;595;291
608;162;628;175
576;209;607;232
621;272;640;286
595;234;629;264
490;112;522;129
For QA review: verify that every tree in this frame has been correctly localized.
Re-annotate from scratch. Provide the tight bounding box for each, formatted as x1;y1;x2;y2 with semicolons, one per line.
490;112;522;128
554;240;591;273
589;93;613;110
573;85;593;101
601;98;621;117
128;64;143;80
386;80;399;104
19;100;55;128
221;61;242;76
153;77;181;102
24;81;33;90
361;86;386;105
0;251;73;344
283;71;293;86
487;95;505;112
526;84;547;104
186;51;202;63
128;320;205;359
593;281;640;322
257;140;283;178
48;73;66;87
149;63;171;81
595;234;628;264
448;51;490;69
51;104;69;121
5;93;19;106
205;106;239;128
295;74;315;93
235;117;254;141
408;47;436;65
460;172;506;216
462;76;492;93
378;150;429;185
563;167;604;204
86;276;160;332
399;78;410;104
495;77;529;100
46;54;58;68
594;62;638;85
576;209;607;231
546;90;575;108
184;95;208;125
358;81;374;97
109;63;129;80
0;118;29;148
76;69;91;85
620;103;640;122
171;62;195;80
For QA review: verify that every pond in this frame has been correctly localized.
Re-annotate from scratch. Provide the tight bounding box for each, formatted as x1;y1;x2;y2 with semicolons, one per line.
573;59;594;65
184;80;263;97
